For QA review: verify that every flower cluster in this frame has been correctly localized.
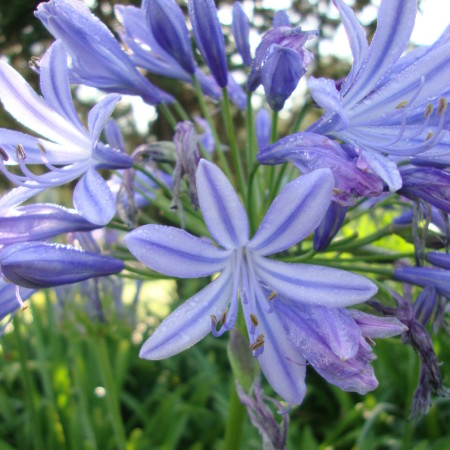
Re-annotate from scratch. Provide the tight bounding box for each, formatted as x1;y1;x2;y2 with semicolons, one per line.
0;0;448;426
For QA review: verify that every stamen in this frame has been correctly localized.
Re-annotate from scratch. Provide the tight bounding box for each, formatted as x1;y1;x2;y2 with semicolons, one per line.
268;291;277;302
250;333;265;351
37;142;47;153
0;147;9;161
365;336;376;347
332;187;341;195
250;314;258;327
16;144;26;160
396;100;409;109
425;132;433;141
220;309;228;325
437;98;447;116
15;286;28;311
424;103;433;118
210;314;217;327
29;56;40;71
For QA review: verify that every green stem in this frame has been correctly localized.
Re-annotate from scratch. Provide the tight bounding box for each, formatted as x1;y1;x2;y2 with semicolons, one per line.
246;163;261;235
245;91;257;171
173;99;190;121
270;110;278;143
158;102;177;129
14;317;46;450
306;259;394;277
222;87;246;196
93;334;127;450
192;75;233;180
123;263;172;279
223;381;246;450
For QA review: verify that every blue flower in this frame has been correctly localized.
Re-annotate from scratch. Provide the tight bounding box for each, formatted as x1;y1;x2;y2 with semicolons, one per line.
307;0;450;190
35;0;172;104
0;42;132;225
125;160;380;404
232;2;252;67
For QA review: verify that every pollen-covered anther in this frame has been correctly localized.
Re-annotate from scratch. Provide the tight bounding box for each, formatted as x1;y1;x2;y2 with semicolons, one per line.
250;333;265;351
268;291;277;302
424;103;433;118
250;313;258;327
332;187;341;195
437;97;447;116
0;147;9;161
210;314;217;327
365;336;376;347
220;309;228;325
395;100;409;109
16;144;26;160
425;132;433;141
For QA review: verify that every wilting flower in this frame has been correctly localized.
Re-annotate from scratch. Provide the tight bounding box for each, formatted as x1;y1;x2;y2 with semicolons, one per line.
35;0;172;104
307;0;450;190
189;0;228;88
125;160;383;404
0;241;124;289
258;132;383;206
369;287;449;418
0;41;131;225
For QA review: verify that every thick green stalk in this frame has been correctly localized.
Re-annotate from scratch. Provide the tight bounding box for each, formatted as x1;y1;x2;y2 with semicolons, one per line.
158;102;177;129
192;75;233;180
223;382;246;450
222;87;246;196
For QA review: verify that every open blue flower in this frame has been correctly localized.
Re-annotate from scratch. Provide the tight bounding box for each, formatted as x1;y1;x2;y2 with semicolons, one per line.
307;0;450;190
0;41;132;225
126;160;380;404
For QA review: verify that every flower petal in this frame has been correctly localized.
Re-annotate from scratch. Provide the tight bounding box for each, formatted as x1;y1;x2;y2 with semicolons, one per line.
249;169;334;256
254;257;378;307
73;168;116;225
125;224;231;278
139;270;233;360
342;0;417;109
87;94;121;145
359;150;402;192
349;310;407;338
196;160;249;249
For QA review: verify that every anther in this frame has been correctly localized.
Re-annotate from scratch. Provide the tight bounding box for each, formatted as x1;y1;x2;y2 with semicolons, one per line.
395;100;409;109
15;286;28;310
425;132;434;141
210;314;217;327
437;98;447;116
250;334;265;351
0;147;9;161
29;56;41;71
268;291;277;302
16;144;26;160
365;336;376;347
332;188;341;195
37;142;47;153
220;310;228;325
250;314;258;327
424;103;433;118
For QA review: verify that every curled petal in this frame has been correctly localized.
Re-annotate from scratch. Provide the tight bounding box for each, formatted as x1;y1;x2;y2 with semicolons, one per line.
139;270;233;360
125;224;231;278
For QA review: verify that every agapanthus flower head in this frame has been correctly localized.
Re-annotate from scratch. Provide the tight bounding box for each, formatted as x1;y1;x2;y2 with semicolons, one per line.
0;242;124;289
125;160;384;405
306;0;450;190
258;132;383;206
188;0;228;88
0;41;131;225
35;0;172;104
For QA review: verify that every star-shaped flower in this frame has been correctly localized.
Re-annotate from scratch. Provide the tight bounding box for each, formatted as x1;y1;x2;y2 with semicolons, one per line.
125;160;381;404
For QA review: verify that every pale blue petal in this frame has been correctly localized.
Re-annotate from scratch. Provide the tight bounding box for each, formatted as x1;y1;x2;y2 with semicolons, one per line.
343;0;417;109
359;150;402;192
249;169;334;256
139;270;233;360
255;300;307;405
125;224;231;278
349;310;407;338
39;41;85;133
0;61;89;147
87;94;121;145
308;77;348;128
196;160;249;249
73;168;116;225
254;257;378;307
332;0;368;94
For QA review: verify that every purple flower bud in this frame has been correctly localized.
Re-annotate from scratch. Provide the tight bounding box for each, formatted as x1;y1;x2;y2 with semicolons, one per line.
273;10;290;28
0;204;100;245
413;286;437;325
255;108;271;150
0;242;124;289
145;0;195;74
426;252;450;270
349;310;407;338
188;0;228;88
232;2;252;67
258;132;383;206
394;266;450;298
248;26;317;91
314;201;347;251
261;44;305;111
399;167;450;213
